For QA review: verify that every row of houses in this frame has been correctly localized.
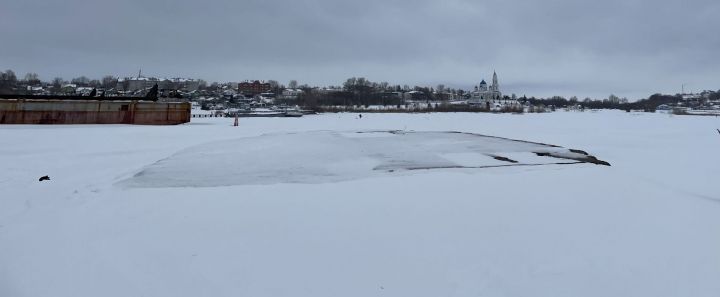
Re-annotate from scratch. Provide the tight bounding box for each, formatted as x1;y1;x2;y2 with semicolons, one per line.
116;77;200;92
22;84;101;96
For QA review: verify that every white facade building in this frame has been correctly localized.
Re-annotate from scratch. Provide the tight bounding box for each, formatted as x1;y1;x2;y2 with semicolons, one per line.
280;88;304;100
469;71;518;109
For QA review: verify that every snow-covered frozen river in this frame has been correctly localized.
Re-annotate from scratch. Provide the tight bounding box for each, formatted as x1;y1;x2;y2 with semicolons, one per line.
1;111;719;297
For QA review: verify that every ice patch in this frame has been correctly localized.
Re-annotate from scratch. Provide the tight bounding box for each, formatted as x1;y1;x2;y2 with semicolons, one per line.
119;130;607;188
338;131;397;138
440;153;508;167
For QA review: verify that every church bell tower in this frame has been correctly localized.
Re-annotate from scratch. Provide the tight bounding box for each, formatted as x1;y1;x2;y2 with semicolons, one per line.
491;71;498;92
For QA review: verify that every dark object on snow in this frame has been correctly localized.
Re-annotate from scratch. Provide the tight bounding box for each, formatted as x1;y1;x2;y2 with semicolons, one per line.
88;88;97;97
359;114;362;119
145;84;159;101
39;175;50;182
168;90;183;99
491;155;519;163
534;151;611;166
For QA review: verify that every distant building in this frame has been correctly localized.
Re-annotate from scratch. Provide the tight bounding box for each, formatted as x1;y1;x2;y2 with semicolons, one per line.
434;92;456;101
120;77;157;92
59;84;77;94
471;71;502;100
377;92;403;100
404;90;427;101
280;88;304;99
222;88;238;99
258;92;276;104
171;78;200;92
117;76;200;92
26;86;47;95
469;71;517;108
682;93;701;101
75;87;94;95
315;87;344;94
238;80;272;96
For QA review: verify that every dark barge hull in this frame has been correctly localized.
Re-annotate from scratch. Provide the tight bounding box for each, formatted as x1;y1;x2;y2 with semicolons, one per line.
0;99;190;125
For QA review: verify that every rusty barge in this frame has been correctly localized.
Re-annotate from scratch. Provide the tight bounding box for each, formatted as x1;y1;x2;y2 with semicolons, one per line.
0;85;190;125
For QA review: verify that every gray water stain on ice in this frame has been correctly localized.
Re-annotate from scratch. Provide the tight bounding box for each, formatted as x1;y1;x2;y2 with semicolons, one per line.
119;130;608;188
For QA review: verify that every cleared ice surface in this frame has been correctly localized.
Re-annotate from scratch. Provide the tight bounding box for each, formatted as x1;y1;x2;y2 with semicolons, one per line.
120;130;603;188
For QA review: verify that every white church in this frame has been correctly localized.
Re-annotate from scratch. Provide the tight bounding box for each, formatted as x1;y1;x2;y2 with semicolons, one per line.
469;71;518;108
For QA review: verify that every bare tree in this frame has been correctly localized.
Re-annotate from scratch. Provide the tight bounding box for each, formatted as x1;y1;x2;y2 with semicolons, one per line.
356;77;368;87
288;80;298;89
266;80;280;94
52;77;64;89
343;77;357;90
24;73;40;85
0;70;18;93
608;94;620;104
2;70;17;83
71;76;91;86
102;75;117;89
379;81;389;90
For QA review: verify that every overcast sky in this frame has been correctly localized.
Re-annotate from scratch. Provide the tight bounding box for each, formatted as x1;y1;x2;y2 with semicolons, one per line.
1;0;718;99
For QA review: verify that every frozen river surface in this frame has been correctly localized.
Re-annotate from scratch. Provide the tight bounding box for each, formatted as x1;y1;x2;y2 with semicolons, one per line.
1;111;719;297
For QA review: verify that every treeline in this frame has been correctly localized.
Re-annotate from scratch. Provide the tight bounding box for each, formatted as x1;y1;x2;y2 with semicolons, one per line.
0;69;215;95
289;77;478;108
0;70;21;94
315;104;524;113
521;92;720;112
0;69;122;94
294;90;405;108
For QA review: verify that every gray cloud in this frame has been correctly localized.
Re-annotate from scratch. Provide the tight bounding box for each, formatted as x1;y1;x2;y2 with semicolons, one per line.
1;0;718;99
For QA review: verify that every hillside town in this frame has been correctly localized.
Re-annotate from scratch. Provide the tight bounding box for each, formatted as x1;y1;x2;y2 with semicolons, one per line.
2;69;719;116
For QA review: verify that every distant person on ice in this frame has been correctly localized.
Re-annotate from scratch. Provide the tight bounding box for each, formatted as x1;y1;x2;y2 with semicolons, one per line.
358;114;362;119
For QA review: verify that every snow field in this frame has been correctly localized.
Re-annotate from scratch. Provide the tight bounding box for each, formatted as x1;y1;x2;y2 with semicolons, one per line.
1;111;719;297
